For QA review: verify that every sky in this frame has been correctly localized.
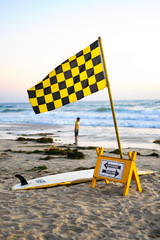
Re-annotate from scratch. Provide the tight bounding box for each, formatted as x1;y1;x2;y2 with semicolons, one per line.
0;0;160;102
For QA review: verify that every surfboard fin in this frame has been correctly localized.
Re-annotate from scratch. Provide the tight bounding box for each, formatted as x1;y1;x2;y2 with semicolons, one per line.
15;174;28;186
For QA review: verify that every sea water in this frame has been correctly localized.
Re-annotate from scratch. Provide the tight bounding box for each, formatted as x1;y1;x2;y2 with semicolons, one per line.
0;99;160;149
0;100;160;128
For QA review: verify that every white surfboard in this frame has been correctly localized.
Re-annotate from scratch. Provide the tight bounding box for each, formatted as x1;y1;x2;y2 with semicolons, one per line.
137;169;153;175
12;168;153;190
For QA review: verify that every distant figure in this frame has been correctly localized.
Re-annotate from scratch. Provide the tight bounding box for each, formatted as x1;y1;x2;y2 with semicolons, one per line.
75;117;80;146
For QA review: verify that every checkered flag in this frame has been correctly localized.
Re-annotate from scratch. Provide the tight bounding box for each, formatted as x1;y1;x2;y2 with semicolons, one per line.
27;39;107;114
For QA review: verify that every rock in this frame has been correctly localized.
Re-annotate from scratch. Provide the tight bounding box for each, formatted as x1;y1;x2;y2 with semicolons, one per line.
153;140;160;144
148;152;159;158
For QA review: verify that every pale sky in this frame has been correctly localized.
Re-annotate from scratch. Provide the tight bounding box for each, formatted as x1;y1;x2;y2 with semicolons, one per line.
0;0;160;102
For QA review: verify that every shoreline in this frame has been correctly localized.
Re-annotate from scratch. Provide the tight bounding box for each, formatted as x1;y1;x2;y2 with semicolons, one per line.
0;122;159;150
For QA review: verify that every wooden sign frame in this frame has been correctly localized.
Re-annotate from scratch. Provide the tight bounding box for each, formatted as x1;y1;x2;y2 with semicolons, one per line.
91;148;142;196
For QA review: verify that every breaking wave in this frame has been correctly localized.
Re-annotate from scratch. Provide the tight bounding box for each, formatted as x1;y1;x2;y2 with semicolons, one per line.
0;100;159;128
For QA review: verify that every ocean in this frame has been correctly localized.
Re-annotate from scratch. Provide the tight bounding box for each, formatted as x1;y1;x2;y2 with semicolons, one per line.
0;99;159;128
0;99;160;149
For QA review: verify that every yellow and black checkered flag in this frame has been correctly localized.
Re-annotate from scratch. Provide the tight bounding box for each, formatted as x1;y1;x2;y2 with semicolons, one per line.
27;39;107;114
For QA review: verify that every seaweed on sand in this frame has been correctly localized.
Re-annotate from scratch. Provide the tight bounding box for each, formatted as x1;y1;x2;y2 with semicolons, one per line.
16;137;53;143
27;165;47;172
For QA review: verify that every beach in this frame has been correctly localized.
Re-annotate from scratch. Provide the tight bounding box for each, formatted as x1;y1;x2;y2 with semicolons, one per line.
1;0;160;238
0;123;160;239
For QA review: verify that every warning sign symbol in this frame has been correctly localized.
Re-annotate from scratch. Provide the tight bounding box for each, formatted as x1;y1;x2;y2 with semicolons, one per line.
99;159;125;180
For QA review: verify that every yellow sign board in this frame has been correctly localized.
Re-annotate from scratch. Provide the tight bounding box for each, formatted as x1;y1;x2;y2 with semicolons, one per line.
91;148;142;196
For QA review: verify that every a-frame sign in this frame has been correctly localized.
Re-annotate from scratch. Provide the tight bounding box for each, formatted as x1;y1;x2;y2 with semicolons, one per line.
91;148;142;196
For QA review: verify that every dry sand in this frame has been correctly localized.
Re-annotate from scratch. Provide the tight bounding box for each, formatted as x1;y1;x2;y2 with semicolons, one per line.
0;136;160;239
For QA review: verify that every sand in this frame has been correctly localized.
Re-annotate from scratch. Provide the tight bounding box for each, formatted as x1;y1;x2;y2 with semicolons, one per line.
0;125;160;239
